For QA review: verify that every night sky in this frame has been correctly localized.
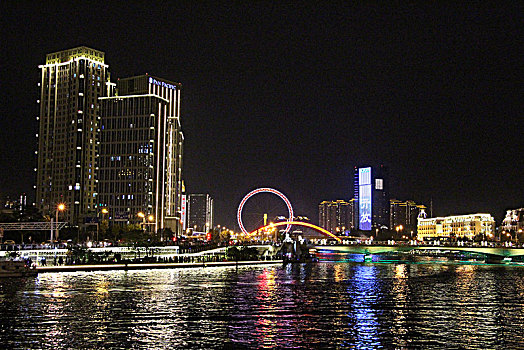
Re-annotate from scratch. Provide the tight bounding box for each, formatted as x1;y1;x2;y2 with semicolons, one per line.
1;2;522;228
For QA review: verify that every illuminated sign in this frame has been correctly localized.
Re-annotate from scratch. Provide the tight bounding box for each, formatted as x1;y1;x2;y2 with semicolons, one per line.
359;167;372;230
149;77;177;90
375;178;383;190
181;195;187;230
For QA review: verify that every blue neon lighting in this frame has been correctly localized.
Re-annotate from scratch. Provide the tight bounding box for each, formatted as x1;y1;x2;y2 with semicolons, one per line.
149;77;177;90
359;167;372;230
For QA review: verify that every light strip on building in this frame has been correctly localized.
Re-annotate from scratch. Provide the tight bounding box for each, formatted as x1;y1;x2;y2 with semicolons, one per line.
99;94;169;103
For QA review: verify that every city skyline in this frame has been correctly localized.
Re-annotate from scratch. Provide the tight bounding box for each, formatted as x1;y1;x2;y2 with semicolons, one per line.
1;3;522;228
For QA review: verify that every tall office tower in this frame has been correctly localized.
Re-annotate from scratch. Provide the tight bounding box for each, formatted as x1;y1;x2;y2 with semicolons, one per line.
389;199;406;230
36;47;109;225
347;198;357;230
98;75;183;236
318;200;355;234
390;199;426;235
353;165;390;231
187;194;214;233
318;201;331;231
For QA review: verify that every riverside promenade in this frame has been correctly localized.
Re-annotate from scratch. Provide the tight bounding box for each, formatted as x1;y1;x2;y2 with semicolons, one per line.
35;260;283;273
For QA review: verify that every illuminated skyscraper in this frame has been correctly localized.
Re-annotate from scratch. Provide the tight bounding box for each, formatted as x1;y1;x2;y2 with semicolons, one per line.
187;194;214;233
390;199;426;235
98;75;184;236
318;199;356;234
36;47;110;225
353;165;390;231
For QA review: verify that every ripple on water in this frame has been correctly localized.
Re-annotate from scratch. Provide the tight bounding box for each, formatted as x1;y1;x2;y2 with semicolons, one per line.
0;263;523;349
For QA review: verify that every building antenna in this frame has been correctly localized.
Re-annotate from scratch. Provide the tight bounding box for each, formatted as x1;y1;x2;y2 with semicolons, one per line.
430;197;433;217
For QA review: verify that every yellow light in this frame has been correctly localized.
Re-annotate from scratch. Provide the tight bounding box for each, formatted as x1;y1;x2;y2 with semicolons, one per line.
148;215;154;222
137;212;145;218
250;221;342;242
101;208;108;214
57;203;66;211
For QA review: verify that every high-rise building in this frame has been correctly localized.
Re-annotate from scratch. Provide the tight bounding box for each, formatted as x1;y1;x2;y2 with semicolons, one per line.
353;165;390;231
98;75;183;235
36;47;109;225
390;199;426;236
187;194;214;233
318;199;355;234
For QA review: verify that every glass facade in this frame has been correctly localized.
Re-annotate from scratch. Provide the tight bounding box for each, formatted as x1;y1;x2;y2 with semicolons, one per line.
353;165;390;231
98;75;184;236
187;194;214;233
36;47;108;225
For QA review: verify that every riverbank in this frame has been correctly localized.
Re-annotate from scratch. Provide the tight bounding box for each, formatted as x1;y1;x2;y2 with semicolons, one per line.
35;260;283;273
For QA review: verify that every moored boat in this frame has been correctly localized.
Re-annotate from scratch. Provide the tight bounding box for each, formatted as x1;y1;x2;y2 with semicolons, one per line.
0;260;38;278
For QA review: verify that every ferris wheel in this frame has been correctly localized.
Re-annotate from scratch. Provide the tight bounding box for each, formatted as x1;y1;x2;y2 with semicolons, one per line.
237;188;294;235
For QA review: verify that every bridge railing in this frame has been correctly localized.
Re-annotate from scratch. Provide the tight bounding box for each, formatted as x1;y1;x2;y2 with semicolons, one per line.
314;239;523;249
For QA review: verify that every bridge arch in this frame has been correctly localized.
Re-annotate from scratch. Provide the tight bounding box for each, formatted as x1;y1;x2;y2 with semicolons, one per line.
250;221;342;242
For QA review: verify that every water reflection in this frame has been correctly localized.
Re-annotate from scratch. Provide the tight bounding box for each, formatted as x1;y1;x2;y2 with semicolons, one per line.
0;263;523;349
346;264;381;349
391;264;409;347
253;268;280;348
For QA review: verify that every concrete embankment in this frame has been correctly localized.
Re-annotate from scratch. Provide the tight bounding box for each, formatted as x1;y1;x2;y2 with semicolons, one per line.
36;260;283;273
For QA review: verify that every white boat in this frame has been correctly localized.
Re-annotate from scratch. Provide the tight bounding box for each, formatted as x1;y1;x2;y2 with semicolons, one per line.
0;260;38;278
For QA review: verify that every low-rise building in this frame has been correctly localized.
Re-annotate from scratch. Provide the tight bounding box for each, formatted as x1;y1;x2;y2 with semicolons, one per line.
501;208;524;233
417;213;495;241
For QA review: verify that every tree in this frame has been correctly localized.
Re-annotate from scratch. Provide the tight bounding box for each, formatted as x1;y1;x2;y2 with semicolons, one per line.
227;246;260;261
219;229;231;244
227;246;240;261
120;225;146;245
99;220;109;240
111;225;122;242
160;227;174;242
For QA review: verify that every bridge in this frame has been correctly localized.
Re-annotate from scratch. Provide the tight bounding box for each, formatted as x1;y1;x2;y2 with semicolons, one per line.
250;221;343;242
0;222;67;230
315;244;524;258
251;221;524;260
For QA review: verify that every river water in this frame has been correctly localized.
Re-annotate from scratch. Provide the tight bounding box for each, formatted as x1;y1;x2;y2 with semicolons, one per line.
1;261;523;349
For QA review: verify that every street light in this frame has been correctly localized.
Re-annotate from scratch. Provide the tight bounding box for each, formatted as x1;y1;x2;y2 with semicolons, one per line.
396;225;403;238
54;203;66;244
98;208;109;243
147;215;155;234
138;212;146;232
